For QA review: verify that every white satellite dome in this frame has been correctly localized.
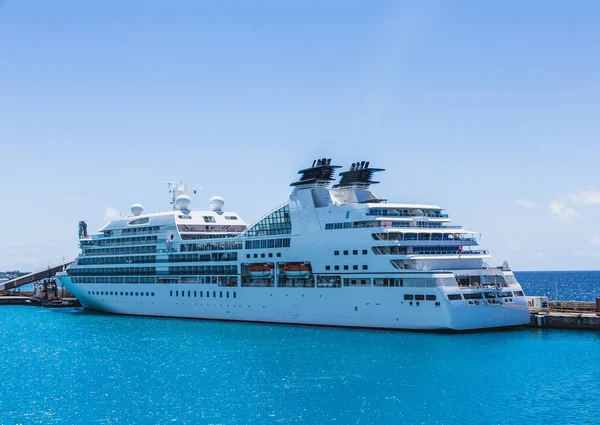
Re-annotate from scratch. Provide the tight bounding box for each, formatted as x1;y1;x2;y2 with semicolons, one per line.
175;194;192;211
209;196;225;212
131;203;144;216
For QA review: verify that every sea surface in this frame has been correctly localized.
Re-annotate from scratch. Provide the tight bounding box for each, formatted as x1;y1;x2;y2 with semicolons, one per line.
515;270;600;301
1;305;599;425
1;271;599;424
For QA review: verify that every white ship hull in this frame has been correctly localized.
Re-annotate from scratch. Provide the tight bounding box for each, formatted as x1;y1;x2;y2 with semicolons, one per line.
64;159;532;332
59;275;530;331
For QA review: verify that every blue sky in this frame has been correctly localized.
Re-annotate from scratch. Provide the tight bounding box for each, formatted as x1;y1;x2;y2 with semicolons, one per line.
1;1;599;271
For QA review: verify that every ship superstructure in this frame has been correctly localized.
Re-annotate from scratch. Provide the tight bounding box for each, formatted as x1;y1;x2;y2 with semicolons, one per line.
57;160;530;331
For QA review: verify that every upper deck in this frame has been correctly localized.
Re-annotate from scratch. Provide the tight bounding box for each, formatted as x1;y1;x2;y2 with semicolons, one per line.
75;158;488;266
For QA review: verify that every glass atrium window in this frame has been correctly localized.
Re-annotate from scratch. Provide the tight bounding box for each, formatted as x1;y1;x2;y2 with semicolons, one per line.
244;204;292;237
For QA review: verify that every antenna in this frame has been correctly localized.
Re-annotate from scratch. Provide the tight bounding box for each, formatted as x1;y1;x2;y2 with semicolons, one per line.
164;181;203;210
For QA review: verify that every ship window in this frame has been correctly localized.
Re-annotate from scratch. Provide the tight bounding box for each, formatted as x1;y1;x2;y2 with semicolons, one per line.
220;291;222;298
140;292;144;296
404;294;414;300
343;265;349;270
226;292;229;298
128;217;150;225
362;265;368;270
261;253;265;258
213;291;216;297
325;266;330;270
353;250;358;255
464;293;484;299
514;291;524;297
120;292;123;295
373;278;402;287
176;291;178;296
233;291;236;298
188;291;191;297
353;265;358;270
203;216;216;223
194;291;197;297
343;250;348;255
170;291;172;297
362;250;367;255
254;254;258;258
246;254;250;258
447;294;462;300
269;253;273;258
207;291;209;298
334;265;339;270
277;253;281;257
426;295;436;301
344;278;370;286
415;295;425;301
334;250;339;256
152;292;155;296
136;292;139;296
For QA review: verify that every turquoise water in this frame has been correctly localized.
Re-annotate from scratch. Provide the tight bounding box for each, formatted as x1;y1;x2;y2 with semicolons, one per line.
1;306;599;425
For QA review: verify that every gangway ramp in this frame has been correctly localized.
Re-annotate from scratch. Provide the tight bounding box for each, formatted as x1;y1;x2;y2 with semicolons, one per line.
0;261;73;292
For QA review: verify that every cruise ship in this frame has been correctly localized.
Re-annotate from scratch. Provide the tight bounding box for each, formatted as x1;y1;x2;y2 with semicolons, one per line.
57;159;530;331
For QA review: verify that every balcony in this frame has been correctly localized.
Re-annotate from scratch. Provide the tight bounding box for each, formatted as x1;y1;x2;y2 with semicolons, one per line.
373;246;488;256
366;208;448;219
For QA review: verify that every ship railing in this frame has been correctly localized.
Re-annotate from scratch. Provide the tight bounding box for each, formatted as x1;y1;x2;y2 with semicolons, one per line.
411;250;489;255
544;301;597;313
241;281;275;287
277;281;315;288
458;283;509;289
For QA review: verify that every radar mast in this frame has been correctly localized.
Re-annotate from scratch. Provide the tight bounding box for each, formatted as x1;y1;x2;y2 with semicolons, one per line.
164;181;202;210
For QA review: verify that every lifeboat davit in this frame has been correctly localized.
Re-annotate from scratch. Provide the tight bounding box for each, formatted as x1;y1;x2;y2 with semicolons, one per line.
282;263;311;278
248;264;273;278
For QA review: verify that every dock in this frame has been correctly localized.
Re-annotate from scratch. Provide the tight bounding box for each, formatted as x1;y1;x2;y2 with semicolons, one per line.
0;292;81;307
527;311;600;330
0;261;79;307
0;296;32;305
527;300;600;330
0;261;73;292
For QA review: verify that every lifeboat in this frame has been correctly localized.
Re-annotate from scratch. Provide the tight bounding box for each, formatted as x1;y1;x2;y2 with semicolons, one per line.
282;263;311;278
248;264;273;278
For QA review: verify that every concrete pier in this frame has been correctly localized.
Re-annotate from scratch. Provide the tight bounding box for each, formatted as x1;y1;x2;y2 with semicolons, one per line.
0;296;32;305
527;299;600;330
526;312;600;330
0;295;80;307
